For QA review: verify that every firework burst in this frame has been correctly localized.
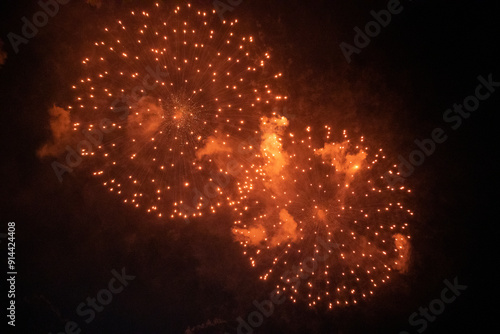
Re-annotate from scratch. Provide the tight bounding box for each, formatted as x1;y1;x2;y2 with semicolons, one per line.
64;1;411;309
67;2;286;219
232;119;413;308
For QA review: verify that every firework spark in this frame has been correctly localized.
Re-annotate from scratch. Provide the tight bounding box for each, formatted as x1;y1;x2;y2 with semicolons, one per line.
67;2;286;219
232;118;413;308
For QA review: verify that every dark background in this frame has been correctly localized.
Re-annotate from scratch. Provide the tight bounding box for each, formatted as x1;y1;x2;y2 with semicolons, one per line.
0;0;498;333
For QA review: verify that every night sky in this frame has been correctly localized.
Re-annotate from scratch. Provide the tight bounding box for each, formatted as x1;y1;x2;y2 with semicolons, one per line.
1;0;499;333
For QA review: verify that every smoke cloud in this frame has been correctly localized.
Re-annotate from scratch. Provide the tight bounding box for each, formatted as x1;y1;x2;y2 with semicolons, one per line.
232;116;303;248
259;115;289;188
270;209;300;245
315;141;367;176
392;233;411;273
233;209;300;247
196;135;233;160
233;224;267;247
126;96;164;141
37;106;72;158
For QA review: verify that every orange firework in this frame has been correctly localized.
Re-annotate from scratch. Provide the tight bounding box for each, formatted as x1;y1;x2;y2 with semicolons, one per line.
67;2;286;219
232;118;413;308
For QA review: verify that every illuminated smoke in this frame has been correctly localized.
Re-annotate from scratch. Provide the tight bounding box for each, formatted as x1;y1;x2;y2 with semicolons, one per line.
196;135;233;160
260;115;289;185
37;106;71;158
